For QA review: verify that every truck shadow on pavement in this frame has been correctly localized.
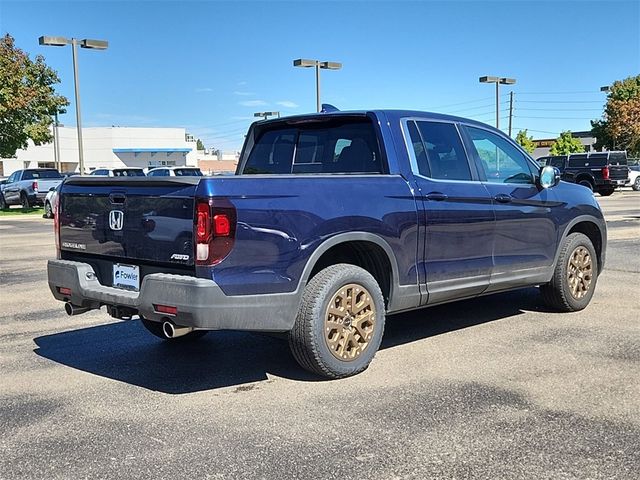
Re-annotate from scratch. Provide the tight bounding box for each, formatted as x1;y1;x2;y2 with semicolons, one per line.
33;287;550;394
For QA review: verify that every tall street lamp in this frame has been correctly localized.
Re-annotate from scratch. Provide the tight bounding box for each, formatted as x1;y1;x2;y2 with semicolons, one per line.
479;76;516;129
39;36;108;174
254;111;280;120
293;58;342;112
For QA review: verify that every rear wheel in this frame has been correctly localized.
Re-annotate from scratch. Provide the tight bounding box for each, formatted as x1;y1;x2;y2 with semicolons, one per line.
540;233;598;312
598;187;615;197
633;177;640;191
20;192;30;209
288;264;385;379
140;316;208;342
578;179;594;191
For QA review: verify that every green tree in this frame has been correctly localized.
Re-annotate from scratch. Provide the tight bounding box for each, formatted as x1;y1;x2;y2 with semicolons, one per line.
0;34;69;158
515;129;536;153
549;131;585;155
591;75;640;156
196;138;205;150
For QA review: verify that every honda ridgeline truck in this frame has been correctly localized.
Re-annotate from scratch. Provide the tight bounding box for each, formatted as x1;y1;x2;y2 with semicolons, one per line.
47;109;607;378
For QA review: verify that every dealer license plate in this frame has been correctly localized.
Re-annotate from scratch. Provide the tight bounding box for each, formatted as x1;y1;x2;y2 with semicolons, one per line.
113;263;140;291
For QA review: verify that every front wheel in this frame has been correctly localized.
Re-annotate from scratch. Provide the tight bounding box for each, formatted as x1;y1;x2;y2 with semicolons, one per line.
540;233;598;312
288;264;385;379
633;177;640;191
140;316;208;342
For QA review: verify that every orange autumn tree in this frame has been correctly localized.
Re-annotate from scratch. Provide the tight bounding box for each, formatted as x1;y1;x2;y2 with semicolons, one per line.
591;75;640;157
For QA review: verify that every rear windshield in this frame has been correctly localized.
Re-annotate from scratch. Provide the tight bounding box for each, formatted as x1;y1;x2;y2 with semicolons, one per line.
23;170;62;179
241;117;383;175
112;169;145;177
174;168;203;176
609;152;627;165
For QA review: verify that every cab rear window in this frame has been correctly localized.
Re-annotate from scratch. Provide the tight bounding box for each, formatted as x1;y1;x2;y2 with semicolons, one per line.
241;117;384;175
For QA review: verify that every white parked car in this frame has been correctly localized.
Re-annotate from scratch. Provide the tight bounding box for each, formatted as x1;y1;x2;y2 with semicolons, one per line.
146;167;203;177
628;166;640;191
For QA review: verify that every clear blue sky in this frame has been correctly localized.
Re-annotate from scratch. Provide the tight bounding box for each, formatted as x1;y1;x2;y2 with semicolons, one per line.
1;0;639;151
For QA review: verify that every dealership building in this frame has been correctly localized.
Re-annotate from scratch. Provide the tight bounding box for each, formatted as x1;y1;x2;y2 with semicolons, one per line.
1;126;239;176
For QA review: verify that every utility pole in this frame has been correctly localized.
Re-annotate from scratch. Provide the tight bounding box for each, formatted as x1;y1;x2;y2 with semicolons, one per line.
508;91;514;137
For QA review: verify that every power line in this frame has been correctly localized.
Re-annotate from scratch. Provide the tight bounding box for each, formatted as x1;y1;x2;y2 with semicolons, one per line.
515;107;603;112
516;90;602;95
516;100;602;104
514;115;596;120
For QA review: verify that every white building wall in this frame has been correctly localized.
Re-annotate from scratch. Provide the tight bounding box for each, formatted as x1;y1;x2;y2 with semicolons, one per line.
3;126;196;175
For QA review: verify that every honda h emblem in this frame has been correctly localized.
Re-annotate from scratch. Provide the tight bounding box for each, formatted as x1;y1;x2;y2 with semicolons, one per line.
109;210;124;231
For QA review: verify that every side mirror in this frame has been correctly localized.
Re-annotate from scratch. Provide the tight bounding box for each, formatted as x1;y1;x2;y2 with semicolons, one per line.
49;186;56;192
540;165;561;189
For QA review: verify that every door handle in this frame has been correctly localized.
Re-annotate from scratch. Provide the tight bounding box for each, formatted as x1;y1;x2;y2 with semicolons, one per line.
494;193;512;203
424;192;448;201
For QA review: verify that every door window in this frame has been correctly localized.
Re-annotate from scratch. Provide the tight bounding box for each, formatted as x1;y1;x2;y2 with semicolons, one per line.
466;127;535;184
414;121;471;181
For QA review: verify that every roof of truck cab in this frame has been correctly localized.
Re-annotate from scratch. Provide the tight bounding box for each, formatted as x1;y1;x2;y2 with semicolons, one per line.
253;109;499;132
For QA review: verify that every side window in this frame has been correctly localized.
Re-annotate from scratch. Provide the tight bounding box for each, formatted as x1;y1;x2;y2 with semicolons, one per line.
406;121;430;177
550;158;565;168
416;121;471;181
7;172;18;183
466;127;535;184
22;171;34;180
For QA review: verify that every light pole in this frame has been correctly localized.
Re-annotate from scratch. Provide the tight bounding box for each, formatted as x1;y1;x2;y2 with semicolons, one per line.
479;76;516;129
254;111;280;120
39;36;108;174
293;58;342;112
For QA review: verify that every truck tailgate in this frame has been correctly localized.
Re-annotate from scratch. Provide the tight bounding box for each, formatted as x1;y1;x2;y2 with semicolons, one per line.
59;177;200;269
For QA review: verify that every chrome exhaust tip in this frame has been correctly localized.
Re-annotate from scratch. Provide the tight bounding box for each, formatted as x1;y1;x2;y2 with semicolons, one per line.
64;302;91;316
162;321;193;339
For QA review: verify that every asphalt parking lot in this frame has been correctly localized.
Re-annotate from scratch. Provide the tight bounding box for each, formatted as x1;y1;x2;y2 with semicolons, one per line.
1;191;639;479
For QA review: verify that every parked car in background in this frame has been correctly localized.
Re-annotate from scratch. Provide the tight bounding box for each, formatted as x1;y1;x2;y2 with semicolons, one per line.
48;109;607;379
146;167;203;177
0;169;64;208
537;151;628;196
627;165;640;191
89;168;146;177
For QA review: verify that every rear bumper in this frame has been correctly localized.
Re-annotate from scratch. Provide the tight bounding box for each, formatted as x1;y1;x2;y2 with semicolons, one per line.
47;259;299;332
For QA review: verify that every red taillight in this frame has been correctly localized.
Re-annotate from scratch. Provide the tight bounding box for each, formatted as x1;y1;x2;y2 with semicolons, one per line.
602;166;610;180
196;202;211;242
32;181;38;192
213;214;230;236
154;304;177;315
58;287;71;296
194;198;236;265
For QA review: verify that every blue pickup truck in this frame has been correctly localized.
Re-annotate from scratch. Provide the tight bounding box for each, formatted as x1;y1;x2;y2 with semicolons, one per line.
47;109;607;378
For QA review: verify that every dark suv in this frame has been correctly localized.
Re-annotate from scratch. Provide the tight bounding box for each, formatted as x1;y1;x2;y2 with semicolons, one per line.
537;151;629;196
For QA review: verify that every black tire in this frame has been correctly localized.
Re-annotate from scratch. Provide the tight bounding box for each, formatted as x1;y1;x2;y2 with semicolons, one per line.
140;316;208;342
578;179;594;192
598;187;615;197
20;192;30;209
540;233;598;312
44;201;53;219
0;195;7;210
633;177;640;191
288;264;385;379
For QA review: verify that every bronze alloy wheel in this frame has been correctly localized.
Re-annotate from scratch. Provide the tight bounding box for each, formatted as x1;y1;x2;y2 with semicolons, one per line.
567;246;593;299
324;283;376;361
